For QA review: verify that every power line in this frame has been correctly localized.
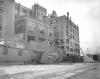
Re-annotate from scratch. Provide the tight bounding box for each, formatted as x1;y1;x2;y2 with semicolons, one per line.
80;42;99;44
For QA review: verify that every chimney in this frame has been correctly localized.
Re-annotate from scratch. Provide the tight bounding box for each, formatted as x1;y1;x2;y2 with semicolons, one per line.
67;12;69;19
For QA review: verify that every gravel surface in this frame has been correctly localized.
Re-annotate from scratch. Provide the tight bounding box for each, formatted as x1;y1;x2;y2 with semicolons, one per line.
0;63;97;79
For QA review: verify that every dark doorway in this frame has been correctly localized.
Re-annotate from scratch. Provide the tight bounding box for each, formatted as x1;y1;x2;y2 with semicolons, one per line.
93;55;99;61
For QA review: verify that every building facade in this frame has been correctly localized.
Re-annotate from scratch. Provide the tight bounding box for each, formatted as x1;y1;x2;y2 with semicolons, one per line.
48;12;80;56
15;3;55;54
0;1;80;62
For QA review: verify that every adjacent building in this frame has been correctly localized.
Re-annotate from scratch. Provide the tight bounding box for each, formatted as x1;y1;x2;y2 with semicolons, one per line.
48;11;80;56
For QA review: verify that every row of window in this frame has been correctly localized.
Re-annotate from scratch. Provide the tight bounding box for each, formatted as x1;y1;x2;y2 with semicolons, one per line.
15;3;46;20
3;47;23;56
55;39;69;45
28;21;53;36
55;39;64;45
55;31;64;38
49;18;63;25
69;27;79;36
54;25;64;30
75;43;79;47
15;3;34;17
66;46;80;53
27;35;36;42
37;11;45;20
69;34;79;42
3;47;80;56
15;20;53;36
57;46;80;53
70;41;80;48
27;35;53;46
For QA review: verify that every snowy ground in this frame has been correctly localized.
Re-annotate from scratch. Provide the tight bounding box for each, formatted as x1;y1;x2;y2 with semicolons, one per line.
0;63;97;79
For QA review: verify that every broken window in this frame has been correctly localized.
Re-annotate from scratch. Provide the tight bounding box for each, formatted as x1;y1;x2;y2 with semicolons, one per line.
61;39;64;44
21;7;28;15
48;40;53;47
48;27;53;36
70;34;72;39
55;25;59;29
38;24;46;34
28;21;36;31
55;32;59;38
54;19;59;24
61;46;64;50
28;35;36;42
55;39;59;44
38;37;46;43
49;20;53;24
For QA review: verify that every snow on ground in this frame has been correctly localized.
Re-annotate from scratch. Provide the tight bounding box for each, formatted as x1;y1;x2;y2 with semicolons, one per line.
0;63;96;79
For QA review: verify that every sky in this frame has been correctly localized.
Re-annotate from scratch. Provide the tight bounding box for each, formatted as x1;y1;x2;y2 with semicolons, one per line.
15;0;100;55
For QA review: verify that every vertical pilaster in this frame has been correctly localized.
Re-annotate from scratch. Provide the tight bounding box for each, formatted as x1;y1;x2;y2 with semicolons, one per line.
2;0;15;41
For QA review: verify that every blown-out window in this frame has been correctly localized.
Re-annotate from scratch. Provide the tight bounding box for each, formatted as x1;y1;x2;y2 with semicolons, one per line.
49;20;53;25
21;7;28;15
28;35;36;42
48;27;53;36
55;39;59;44
28;21;36;31
15;20;24;34
38;37;46;43
38;24;46;34
48;40;53;47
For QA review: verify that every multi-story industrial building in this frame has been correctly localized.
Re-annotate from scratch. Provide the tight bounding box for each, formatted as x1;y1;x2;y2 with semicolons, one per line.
48;12;80;56
0;1;80;56
0;0;80;64
15;3;55;54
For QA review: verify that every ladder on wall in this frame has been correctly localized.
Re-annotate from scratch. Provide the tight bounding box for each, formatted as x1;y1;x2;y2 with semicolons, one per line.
80;48;87;62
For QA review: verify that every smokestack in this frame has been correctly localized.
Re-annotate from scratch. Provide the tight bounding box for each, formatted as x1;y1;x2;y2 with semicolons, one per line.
67;12;69;19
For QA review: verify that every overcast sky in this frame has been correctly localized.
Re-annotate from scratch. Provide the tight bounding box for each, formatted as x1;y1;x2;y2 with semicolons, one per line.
15;0;100;55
